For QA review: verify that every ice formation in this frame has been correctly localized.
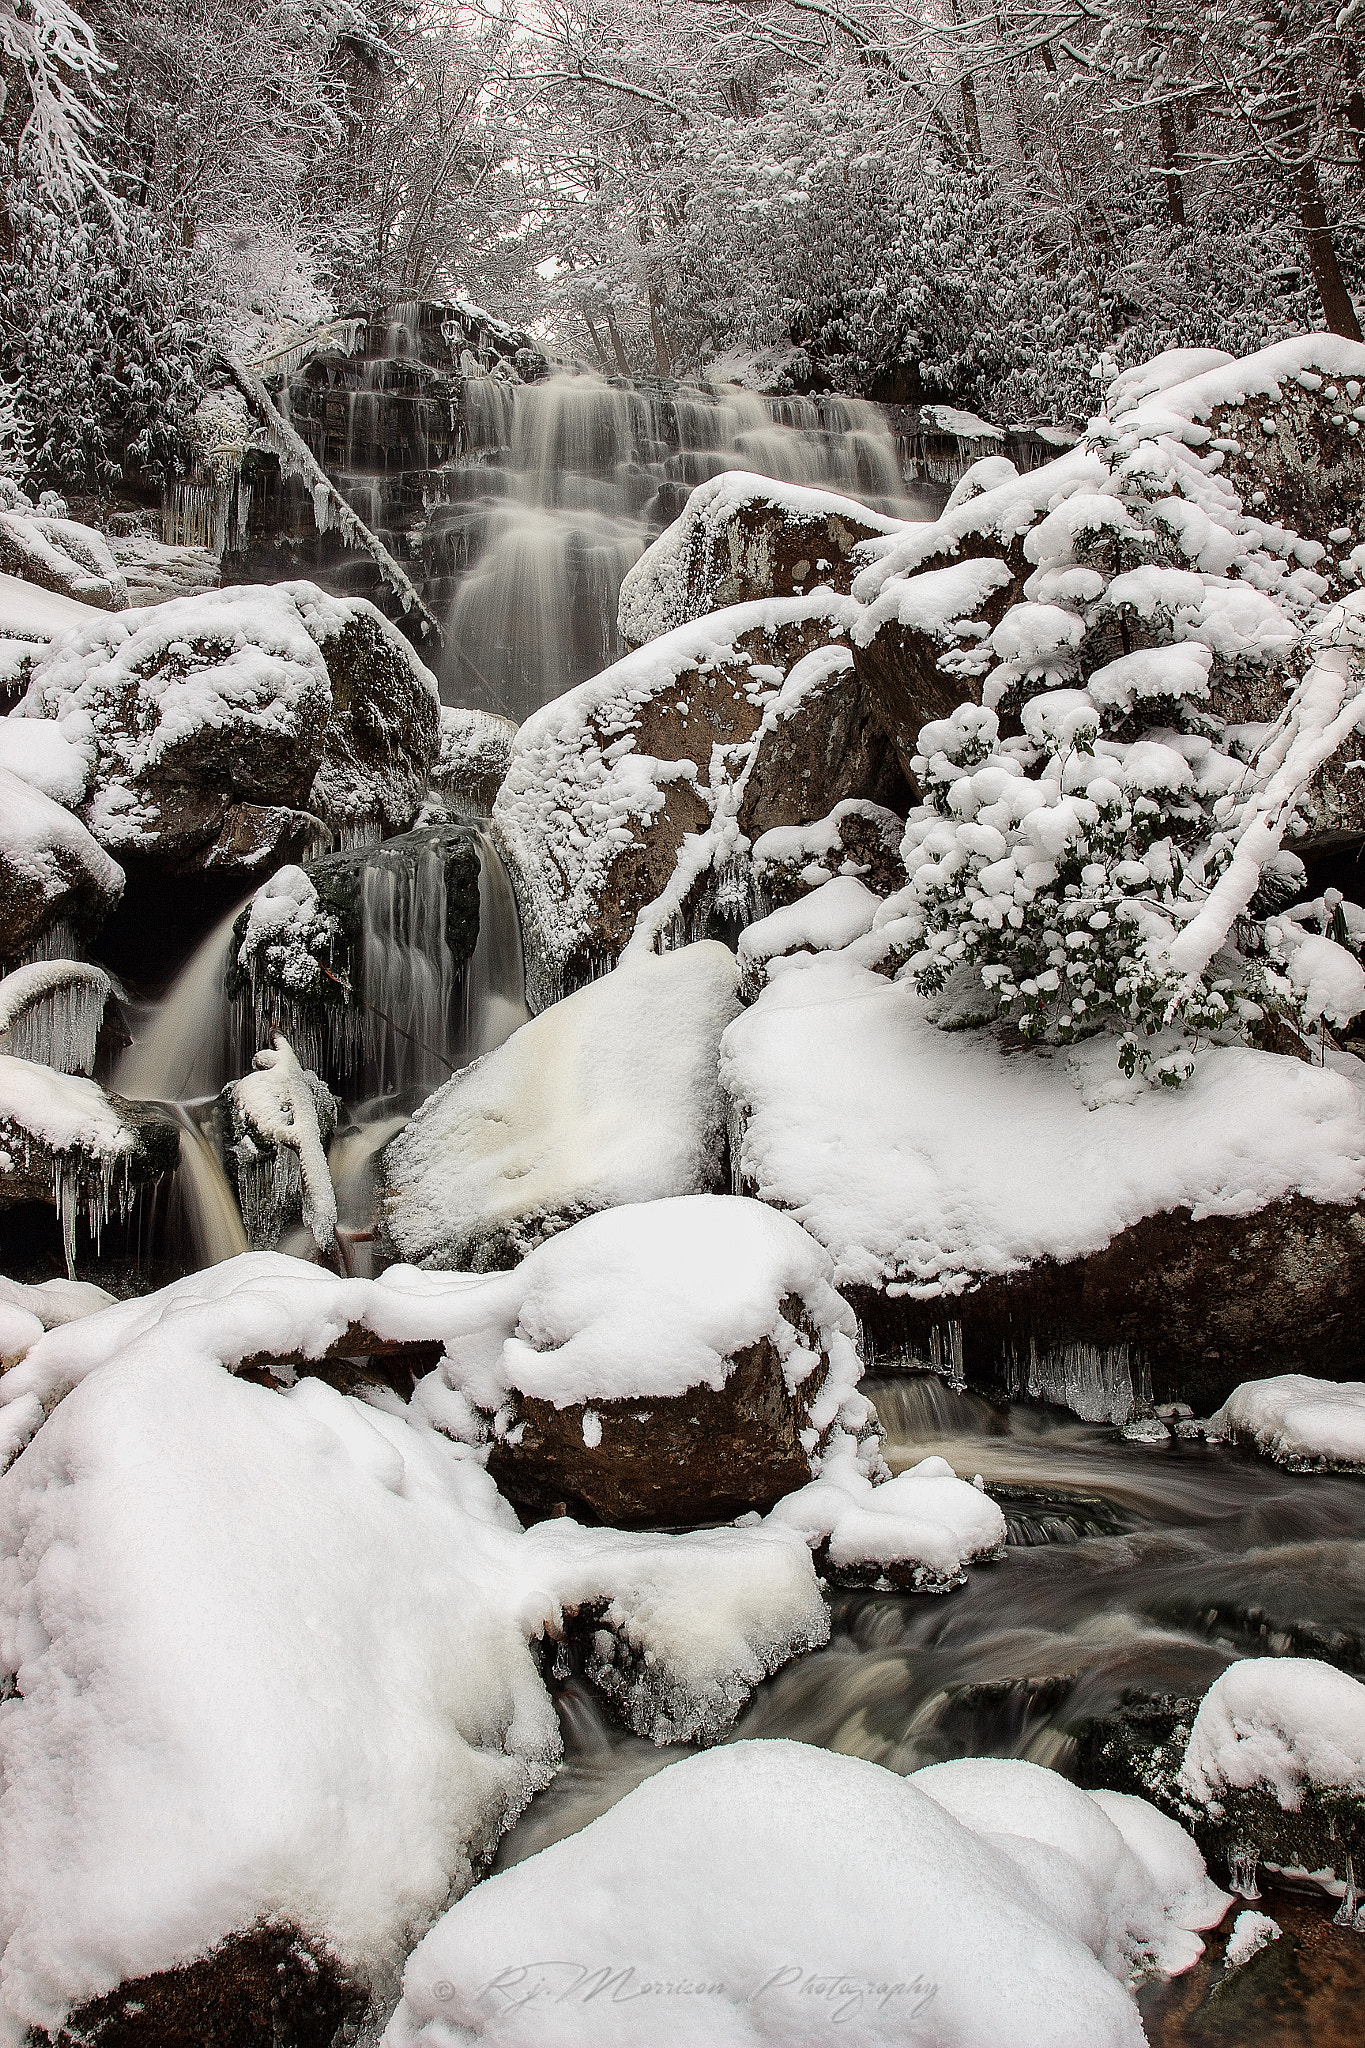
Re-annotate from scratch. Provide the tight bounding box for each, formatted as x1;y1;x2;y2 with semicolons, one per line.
0;960;110;1075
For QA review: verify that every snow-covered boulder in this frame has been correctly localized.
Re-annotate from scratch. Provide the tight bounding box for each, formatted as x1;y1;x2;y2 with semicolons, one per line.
1172;1659;1365;1890
0;507;128;610
0;1055;179;1274
216;1036;338;1253
1204;1374;1365;1471
493;594;905;1011
16;585;334;863
0;1344;836;2041
767;1438;1006;1590
737;875;881;1001
750;796;906;909
384;1740;1226;2048
720;947;1365;1414
381;942;739;1271
0;766;124;961
289;583;441;838
432;704;517;816
618;472;906;647
0;573;106;707
414;1193;873;1526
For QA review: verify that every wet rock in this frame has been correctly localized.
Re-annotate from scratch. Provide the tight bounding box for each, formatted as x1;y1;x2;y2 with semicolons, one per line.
618;474;902;646
0;508;129;610
1137;1889;1365;2048
487;1325;825;1527
296;588;441;838
179;802;329;881
432;705;517;817
494;595;908;1010
37;1921;368;2048
0;767;125;964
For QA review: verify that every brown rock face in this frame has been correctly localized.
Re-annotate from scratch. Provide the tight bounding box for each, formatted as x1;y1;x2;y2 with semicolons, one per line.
304;600;441;837
851;1195;1365;1418
487;1324;828;1527
40;1923;367;2048
752;798;906;909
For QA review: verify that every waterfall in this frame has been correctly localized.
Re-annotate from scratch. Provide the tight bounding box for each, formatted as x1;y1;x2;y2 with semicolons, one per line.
161;1105;249;1266
115;901;248;1105
359;844;460;1098
461;824;529;1060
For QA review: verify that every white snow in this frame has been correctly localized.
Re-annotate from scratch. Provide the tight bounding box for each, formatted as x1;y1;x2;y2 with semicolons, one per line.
914;1759;1229;1978
1178;1658;1365;1810
229;1035;337;1249
0;711;94;807
0;1055;139;1165
1223;1911;1280;1970
0;1304;43;1370
0;765;123;905
920;404;1005;442
1204;1374;1365;1471
719;949;1365;1296
0;573;104;646
750;798;904;892
766;1437;1006;1588
0;1273;113;1328
383;942;740;1268
737;876;880;994
385;1740;1220;2048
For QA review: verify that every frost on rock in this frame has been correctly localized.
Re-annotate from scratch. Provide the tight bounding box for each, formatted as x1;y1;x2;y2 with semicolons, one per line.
0;960;110;1075
385;1741;1222;2048
382;942;739;1270
0;1055;179;1278
493;591;898;1011
0;508;129;610
766;1435;1007;1590
217;1035;338;1252
750;797;906;908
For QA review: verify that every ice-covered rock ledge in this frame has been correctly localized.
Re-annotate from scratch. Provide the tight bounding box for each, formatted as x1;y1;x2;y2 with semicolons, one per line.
1203;1375;1365;1472
721;950;1365;1416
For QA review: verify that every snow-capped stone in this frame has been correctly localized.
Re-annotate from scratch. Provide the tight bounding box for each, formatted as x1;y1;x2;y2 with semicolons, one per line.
1204;1374;1365;1471
432;705;517;816
384;1740;1220;2048
0;767;124;961
381;942;739;1271
750;798;906;908
618;471;905;646
766;1437;1006;1590
217;1036;338;1252
0;509;129;611
1178;1658;1365;1811
493;593;904;1011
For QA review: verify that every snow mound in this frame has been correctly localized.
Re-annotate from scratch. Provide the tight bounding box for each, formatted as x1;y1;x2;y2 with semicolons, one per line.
766;1437;1006;1589
384;1740;1215;2048
738;876;880;997
1204;1374;1365;1470
0;712;94;807
1178;1658;1365;1809
383;943;739;1269
719;948;1365;1297
914;1758;1229;1979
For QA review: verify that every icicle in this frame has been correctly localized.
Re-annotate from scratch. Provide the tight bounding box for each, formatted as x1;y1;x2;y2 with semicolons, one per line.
1228;1845;1262;1901
1333;1853;1365;1931
311;479;332;534
0;961;110;1075
928;1321;965;1393
1025;1338;1140;1425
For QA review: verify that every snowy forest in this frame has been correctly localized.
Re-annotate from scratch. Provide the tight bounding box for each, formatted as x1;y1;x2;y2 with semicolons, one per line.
3;0;1365;490
2;0;1365;2044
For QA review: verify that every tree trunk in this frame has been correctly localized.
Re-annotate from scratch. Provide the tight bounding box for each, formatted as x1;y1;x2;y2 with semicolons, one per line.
647;284;673;377
1295;159;1362;339
582;314;611;373
604;312;631;376
1158;106;1185;228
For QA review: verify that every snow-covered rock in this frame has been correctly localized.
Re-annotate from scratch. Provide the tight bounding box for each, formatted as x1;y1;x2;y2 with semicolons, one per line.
384;1740;1223;2048
1204;1373;1365;1471
216;1036;338;1252
413;1192;873;1526
432;704;517;816
15;585;334;862
0;508;128;611
767;1437;1006;1590
290;583;441;838
720;947;1365;1412
0;960;111;1075
493;593;904;1011
737;875;881;1000
0;573;105;708
382;941;739;1270
618;472;905;647
1178;1659;1365;1811
0;766;124;960
0;1056;179;1274
750;797;905;908
0;1348;837;2041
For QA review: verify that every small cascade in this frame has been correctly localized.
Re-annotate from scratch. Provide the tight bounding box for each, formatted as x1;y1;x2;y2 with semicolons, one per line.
115;902;249;1105
157;1105;249;1267
359;843;460;1098
460;825;530;1060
